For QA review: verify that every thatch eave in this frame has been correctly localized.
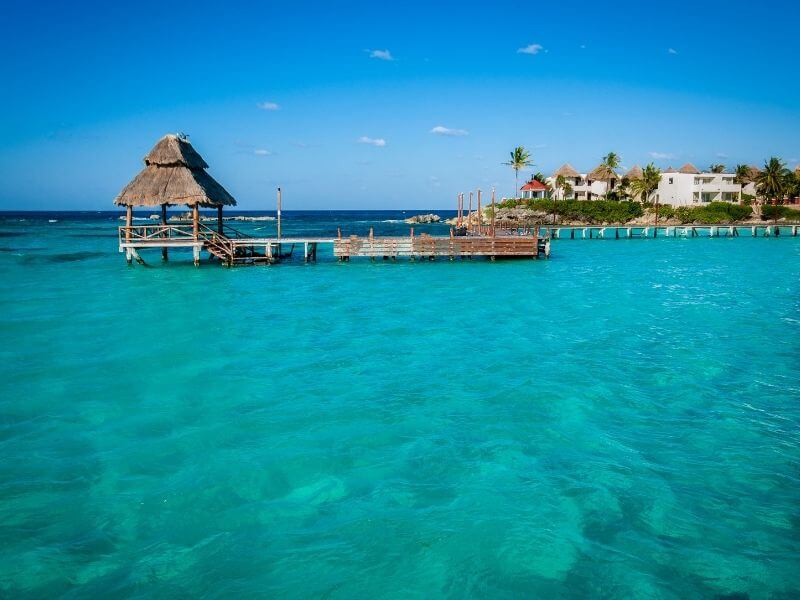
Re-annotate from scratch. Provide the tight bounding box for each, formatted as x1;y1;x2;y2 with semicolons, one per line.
114;164;236;207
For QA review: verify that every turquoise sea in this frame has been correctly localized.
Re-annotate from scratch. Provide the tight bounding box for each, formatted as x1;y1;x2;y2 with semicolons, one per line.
1;211;799;599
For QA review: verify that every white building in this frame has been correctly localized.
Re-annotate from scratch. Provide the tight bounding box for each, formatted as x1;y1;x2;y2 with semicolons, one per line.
548;163;619;200
549;161;746;206
654;163;741;206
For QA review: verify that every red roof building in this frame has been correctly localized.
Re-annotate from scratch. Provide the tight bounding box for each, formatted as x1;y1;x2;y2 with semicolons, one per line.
519;178;548;199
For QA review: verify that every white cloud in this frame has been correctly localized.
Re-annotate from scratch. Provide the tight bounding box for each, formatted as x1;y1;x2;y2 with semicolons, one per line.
257;101;280;111
368;49;394;61
716;152;729;159
430;125;468;137
668;48;678;55
358;136;386;147
254;149;272;156
517;43;544;55
649;151;675;160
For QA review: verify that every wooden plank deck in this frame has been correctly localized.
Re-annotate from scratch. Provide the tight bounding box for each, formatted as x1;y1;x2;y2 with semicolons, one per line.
118;224;550;265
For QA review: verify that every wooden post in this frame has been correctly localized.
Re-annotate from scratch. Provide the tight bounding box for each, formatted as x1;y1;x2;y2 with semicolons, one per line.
161;204;168;261
477;189;482;236
276;187;282;241
468;192;473;233
217;205;223;235
192;205;199;239
125;205;132;243
490;187;496;237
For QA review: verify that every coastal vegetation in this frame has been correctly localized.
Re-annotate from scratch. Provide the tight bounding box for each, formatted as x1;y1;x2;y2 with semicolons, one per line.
493;199;799;225
761;204;800;221
627;162;662;208
756;157;793;204
655;202;752;224
497;198;644;223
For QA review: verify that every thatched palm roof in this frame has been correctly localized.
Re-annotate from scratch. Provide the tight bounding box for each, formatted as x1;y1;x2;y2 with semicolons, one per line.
679;163;700;174
553;163;580;178
114;134;236;207
664;165;677;173
588;163;619;181
623;165;644;180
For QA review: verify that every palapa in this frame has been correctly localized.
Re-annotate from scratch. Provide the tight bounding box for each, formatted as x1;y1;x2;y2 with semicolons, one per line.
114;134;236;207
678;163;701;175
587;163;619;181
623;165;644;180
553;163;580;178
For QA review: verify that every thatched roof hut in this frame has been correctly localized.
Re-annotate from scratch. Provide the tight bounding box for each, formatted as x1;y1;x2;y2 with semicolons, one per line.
663;165;677;173
679;163;700;174
114;134;236;208
588;163;619;181
553;163;580;178
623;165;644;180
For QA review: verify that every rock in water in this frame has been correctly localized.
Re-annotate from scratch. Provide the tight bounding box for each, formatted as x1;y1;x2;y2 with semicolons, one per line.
404;213;441;224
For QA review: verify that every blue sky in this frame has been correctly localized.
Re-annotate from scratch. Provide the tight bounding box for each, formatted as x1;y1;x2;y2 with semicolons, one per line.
1;0;798;210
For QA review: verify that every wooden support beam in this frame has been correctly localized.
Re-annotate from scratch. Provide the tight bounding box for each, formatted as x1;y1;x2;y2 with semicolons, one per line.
162;204;169;261
477;189;482;236
490;188;496;237
467;192;473;233
218;205;223;235
125;205;132;243
192;205;199;239
277;187;282;241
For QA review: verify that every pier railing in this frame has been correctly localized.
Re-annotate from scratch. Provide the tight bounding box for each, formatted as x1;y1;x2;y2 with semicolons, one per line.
119;224;198;244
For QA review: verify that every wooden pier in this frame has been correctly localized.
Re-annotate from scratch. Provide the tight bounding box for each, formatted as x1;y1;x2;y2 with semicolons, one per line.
118;224;550;266
541;224;800;239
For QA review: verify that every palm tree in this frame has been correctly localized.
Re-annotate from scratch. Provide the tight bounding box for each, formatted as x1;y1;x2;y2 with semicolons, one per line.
533;172;547;184
734;164;753;204
504;147;533;199
755;157;790;205
603;152;621;170
601;152;621;192
709;163;726;173
629;163;662;223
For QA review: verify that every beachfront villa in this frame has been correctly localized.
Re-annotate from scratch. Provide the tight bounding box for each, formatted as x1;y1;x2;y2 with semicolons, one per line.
654;163;741;206
519;178;548;199
547;162;752;206
549;163;620;201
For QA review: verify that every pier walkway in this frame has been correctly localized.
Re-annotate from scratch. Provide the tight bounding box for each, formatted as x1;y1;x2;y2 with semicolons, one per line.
118;224;550;265
542;224;799;239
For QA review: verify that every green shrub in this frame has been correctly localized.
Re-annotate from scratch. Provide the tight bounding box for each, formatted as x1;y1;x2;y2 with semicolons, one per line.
762;204;800;221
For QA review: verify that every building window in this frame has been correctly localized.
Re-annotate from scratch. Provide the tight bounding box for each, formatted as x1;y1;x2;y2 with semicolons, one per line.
668;177;673;184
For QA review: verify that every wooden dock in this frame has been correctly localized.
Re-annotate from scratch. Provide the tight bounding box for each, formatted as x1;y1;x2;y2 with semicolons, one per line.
118;224;550;266
542;223;799;239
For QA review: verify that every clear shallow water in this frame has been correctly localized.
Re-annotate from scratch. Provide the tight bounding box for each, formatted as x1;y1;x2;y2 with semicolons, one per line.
1;211;799;598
